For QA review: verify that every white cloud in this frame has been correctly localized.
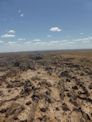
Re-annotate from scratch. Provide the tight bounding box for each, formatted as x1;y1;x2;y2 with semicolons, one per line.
50;27;62;32
8;30;16;34
1;29;16;38
0;36;92;52
20;13;24;17
8;41;16;45
18;38;26;41
82;40;90;43
23;39;41;45
74;36;92;42
24;41;32;44
32;39;41;42
49;40;60;44
80;32;84;35
0;40;4;43
18;9;24;17
24;37;92;48
1;34;15;38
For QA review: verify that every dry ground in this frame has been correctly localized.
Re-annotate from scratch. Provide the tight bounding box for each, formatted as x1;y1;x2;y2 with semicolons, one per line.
0;50;92;122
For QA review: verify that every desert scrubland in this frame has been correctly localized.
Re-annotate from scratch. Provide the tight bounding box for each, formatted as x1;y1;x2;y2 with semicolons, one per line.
0;50;92;122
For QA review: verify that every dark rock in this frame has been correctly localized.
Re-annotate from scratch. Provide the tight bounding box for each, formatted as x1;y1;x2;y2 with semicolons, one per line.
88;83;92;89
40;107;47;112
67;93;71;97
45;95;52;103
13;117;18;120
31;94;40;102
66;78;71;82
72;86;78;90
60;71;69;77
21;80;32;96
26;101;32;105
62;103;70;111
38;115;48;122
70;98;78;107
77;96;92;103
45;90;51;96
56;107;60;111
0;108;7;113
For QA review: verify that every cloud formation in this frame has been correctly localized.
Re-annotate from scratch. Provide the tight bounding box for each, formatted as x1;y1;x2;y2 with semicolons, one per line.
18;38;26;41
18;10;24;17
0;36;92;52
80;32;84;35
8;41;16;45
1;30;16;38
1;34;15;38
0;40;4;43
20;13;24;17
8;30;16;34
32;39;41;42
50;27;62;32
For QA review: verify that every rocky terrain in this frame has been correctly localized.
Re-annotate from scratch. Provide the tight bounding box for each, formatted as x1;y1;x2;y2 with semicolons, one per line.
0;50;92;122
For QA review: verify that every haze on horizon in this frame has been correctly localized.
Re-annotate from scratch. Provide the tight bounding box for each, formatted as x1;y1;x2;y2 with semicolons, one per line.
0;0;92;52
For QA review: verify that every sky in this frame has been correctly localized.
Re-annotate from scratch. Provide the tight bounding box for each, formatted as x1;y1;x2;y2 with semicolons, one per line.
0;0;92;52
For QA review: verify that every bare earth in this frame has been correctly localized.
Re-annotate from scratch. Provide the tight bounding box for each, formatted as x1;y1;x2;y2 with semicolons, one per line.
0;50;92;122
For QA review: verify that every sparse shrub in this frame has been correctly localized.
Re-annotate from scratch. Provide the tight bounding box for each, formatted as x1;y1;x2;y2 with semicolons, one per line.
14;61;20;67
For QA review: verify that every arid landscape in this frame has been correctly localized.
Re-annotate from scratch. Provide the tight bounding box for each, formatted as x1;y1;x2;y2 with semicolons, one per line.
0;50;92;122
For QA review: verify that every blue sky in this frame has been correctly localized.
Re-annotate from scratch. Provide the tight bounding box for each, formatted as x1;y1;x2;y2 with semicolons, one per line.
0;0;92;52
